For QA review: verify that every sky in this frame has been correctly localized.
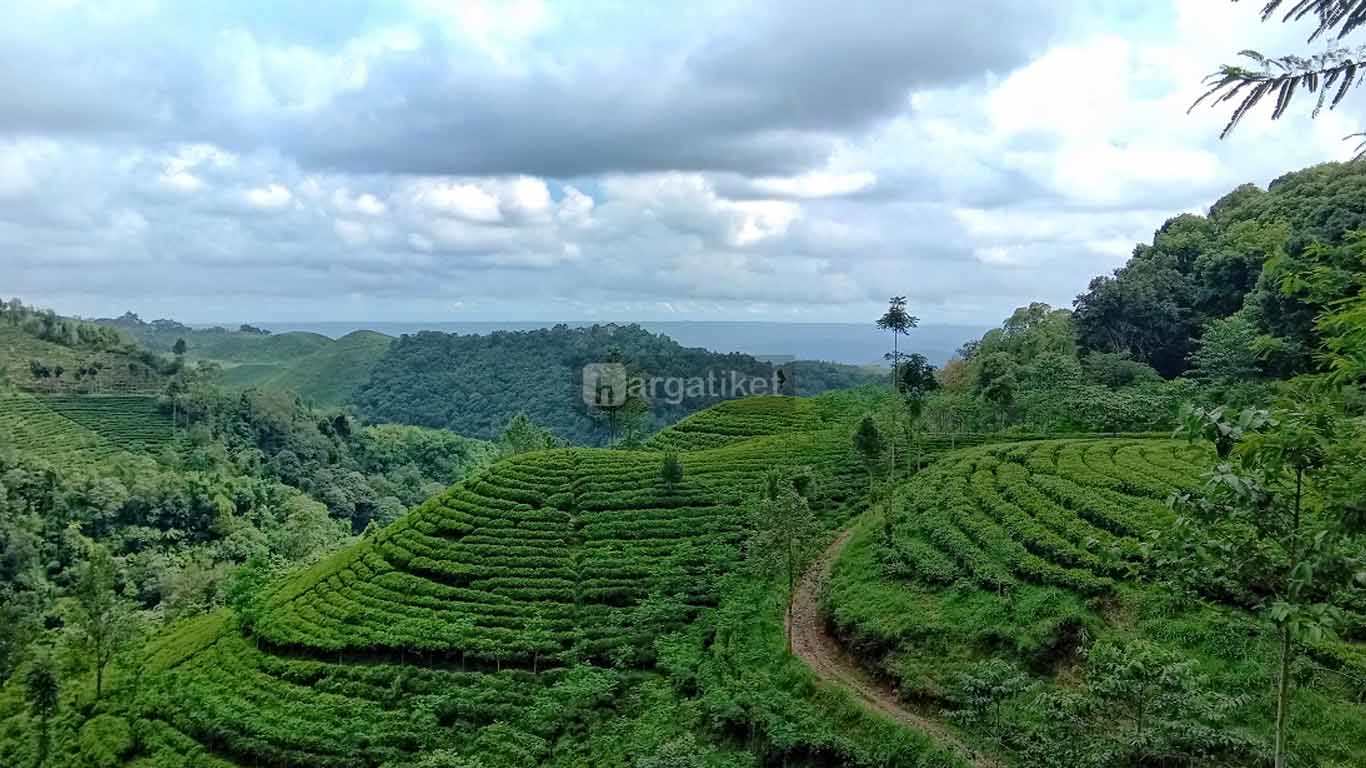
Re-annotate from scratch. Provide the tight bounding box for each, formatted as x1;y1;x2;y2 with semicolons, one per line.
2;0;1361;325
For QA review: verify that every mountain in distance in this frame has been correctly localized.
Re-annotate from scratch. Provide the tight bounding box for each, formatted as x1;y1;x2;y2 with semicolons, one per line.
259;319;986;368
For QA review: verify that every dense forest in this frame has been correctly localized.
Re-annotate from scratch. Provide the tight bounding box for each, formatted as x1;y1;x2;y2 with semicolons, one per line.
354;323;879;445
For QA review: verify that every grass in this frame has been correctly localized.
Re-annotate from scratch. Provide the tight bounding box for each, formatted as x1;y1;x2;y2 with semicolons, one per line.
0;326;166;394
185;331;333;365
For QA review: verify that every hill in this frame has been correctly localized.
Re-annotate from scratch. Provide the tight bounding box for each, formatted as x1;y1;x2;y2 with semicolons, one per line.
262;330;392;406
40;394;174;455
91;392;973;767
0;319;170;394
188;330;334;365
826;438;1366;765
352;324;879;445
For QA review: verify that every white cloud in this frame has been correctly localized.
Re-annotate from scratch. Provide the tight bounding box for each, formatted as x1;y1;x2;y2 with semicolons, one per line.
333;188;387;216
4;0;1364;325
334;218;369;246
750;171;876;198
244;183;293;209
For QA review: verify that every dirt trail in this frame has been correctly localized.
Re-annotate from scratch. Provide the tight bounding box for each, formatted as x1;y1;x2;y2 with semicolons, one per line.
786;524;999;768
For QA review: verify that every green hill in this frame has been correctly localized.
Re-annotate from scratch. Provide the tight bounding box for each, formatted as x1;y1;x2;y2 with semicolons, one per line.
0;325;168;394
113;393;960;767
353;324;822;444
263;330;392;406
187;330;333;365
217;362;287;388
827;438;1366;765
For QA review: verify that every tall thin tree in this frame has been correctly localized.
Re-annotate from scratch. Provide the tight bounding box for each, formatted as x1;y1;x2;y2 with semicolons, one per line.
877;296;918;475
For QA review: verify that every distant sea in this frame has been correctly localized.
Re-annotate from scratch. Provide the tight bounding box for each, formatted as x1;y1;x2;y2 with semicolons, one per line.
253;320;988;367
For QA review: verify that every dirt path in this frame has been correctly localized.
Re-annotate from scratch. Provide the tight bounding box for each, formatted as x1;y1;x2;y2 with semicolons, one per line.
786;523;999;768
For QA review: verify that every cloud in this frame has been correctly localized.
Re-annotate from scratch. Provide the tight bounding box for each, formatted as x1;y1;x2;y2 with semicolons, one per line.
244;183;293;210
0;0;1362;326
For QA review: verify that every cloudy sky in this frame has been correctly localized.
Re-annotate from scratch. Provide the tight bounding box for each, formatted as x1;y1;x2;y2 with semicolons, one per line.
3;0;1360;325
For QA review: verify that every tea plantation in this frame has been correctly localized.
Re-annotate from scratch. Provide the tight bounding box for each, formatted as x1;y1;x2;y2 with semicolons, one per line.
121;393;896;767
827;439;1366;766
0;393;173;460
0;392;123;462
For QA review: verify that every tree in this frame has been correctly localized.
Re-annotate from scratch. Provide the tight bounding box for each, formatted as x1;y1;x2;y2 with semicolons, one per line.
1318;292;1366;384
1190;313;1261;382
24;651;59;767
975;352;1018;428
746;468;822;653
172;337;187;356
62;542;139;700
947;659;1031;738
897;353;938;470
1162;398;1365;768
497;413;561;457
853;415;884;491
659;452;684;493
877;297;919;474
1192;0;1366;155
1087;640;1194;749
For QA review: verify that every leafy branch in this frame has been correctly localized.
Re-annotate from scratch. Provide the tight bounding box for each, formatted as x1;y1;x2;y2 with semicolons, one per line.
1192;1;1366;152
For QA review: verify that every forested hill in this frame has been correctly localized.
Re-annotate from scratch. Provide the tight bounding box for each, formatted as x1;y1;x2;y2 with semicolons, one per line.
352;324;880;444
1073;161;1366;379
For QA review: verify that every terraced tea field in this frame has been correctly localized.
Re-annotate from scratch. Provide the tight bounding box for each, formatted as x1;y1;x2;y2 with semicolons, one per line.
128;394;909;766
878;439;1200;595
0;392;122;461
42;394;173;454
826;437;1366;766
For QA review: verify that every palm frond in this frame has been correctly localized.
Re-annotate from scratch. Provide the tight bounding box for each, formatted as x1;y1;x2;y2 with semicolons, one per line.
1256;0;1366;42
1189;46;1366;137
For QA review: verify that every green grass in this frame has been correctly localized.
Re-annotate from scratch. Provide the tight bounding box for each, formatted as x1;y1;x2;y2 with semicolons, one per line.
827;438;1366;766
0;326;166;393
217;362;286;388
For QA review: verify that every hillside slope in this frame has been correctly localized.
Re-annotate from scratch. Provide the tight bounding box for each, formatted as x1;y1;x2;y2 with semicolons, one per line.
263;329;392;405
825;439;1366;766
0;392;123;462
0;325;168;394
107;393;951;768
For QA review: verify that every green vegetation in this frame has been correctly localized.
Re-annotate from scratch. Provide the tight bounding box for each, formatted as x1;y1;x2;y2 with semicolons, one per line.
1;302;173;394
828;436;1366;766
263;330;393;406
0;392;125;462
41;395;174;454
0;391;960;768
355;324;877;445
2;155;1365;768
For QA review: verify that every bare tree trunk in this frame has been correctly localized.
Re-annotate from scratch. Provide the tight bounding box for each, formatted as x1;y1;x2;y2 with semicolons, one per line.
1274;623;1291;768
786;536;795;654
889;334;897;477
